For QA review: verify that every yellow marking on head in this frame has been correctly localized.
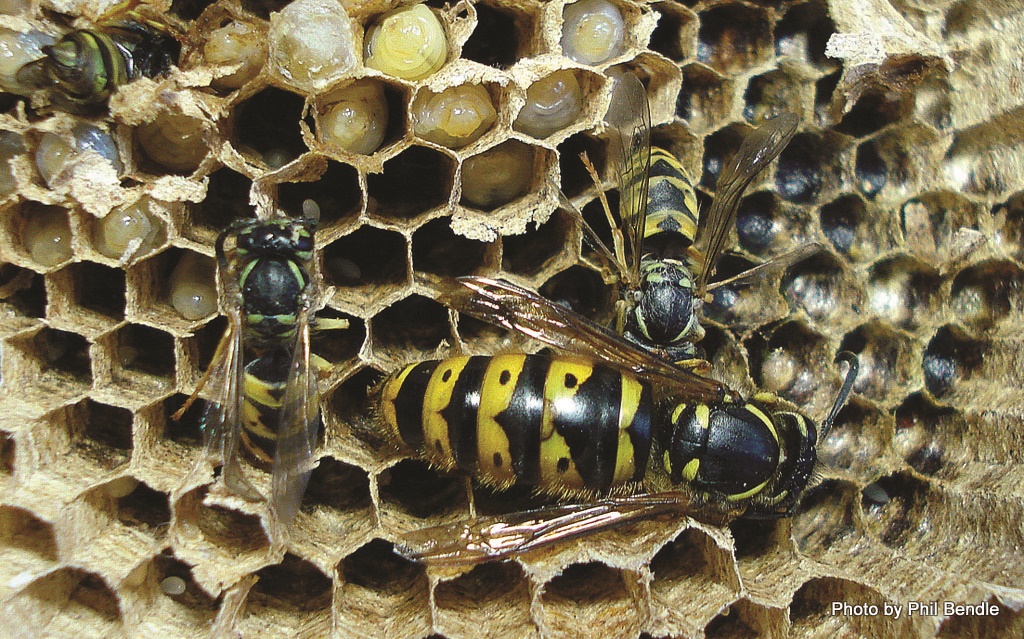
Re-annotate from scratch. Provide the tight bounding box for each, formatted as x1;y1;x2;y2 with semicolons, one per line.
476;354;526;487
422;356;471;466
612;374;643;485
541;358;594;438
681;458;700;482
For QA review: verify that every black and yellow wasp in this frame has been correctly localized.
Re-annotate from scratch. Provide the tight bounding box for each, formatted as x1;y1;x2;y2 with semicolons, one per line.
571;73;806;367
16;4;182;113
173;207;346;523
379;276;858;565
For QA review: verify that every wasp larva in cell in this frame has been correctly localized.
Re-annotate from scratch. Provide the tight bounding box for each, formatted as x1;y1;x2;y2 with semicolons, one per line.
169;252;217;320
412;84;496;148
364;4;447;81
320;80;389;155
561;0;625;66
514;70;583;139
0;28;55;94
93;198;164;260
461;141;533;209
160;576;187;596
35;124;122;186
269;0;357;94
136;112;207;173
23;206;72;267
203;20;266;90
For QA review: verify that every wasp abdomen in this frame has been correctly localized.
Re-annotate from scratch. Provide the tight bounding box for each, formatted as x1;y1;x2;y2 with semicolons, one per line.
381;354;654;496
644;147;699;254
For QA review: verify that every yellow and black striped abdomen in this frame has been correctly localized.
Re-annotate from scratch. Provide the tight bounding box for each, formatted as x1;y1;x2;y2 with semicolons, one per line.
237;350;299;465
645;147;699;254
380;354;654;496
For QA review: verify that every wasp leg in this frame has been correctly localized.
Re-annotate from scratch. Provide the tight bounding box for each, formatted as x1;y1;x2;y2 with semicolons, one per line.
171;330;233;421
580;151;628;271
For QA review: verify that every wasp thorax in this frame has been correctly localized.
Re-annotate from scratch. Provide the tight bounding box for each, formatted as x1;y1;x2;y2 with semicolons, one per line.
93;198;164;260
514;70;583;139
269;0;357;94
169;252;217;320
136;113;207;173
0;28;55;93
320;80;389;155
561;0;625;66
412;84;497;148
22;205;71;267
461;141;533;209
204;20;266;91
364;4;447;81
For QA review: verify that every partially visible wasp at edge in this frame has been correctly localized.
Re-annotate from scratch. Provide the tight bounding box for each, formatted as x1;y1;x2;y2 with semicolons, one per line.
382;276;858;566
14;3;184;113
565;73;807;368
172;201;347;524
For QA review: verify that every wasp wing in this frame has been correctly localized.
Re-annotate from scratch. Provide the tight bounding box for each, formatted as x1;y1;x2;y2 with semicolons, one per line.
606;72;651;286
705;243;824;293
269;309;321;524
693;113;799;296
441;276;728;402
395;492;700;566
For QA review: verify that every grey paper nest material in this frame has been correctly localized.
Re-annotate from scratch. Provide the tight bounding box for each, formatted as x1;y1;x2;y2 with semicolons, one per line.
1;0;1024;638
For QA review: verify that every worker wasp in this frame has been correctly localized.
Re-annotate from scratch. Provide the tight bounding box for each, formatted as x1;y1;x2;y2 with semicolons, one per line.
15;3;183;113
567;73;809;367
379;276;859;565
172;202;347;524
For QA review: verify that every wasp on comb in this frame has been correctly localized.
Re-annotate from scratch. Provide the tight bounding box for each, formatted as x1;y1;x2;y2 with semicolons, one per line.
16;3;182;113
379;276;858;565
569;73;807;367
173;203;346;524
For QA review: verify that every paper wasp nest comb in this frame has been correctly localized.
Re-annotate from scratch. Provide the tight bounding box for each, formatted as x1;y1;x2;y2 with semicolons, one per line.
1;1;1023;638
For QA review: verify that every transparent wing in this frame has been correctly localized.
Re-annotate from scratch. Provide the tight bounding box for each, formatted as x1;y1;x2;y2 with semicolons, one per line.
558;189;620;276
395;492;699;566
693;113;799;296
606;73;652;284
191;314;261;502
270;309;320;524
705;243;824;293
441;276;729;402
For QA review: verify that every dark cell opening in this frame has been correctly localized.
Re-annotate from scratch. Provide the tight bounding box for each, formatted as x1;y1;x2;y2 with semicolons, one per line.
323;226;406;288
367;147;453;220
412;217;487;277
234;88;308;167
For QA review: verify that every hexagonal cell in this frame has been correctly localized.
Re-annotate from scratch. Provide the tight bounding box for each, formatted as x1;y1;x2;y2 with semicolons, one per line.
3;202;73;271
0;264;45;318
237;554;332;636
11;568;123;636
135;111;210;175
854;137;887;199
327;366;382;427
900;190;985;266
337;538;431;638
753;321;832;406
315;79;405;156
819;194;879;261
859;472;934;551
678;63;734;131
743;70;805;124
502;209;575;277
0;506;57;599
186;491;270;555
557;132;606;198
835;88;912;138
49;260;127;326
6;326;92;403
412;217;489;277
539;562;642;639
412;80;501;149
539;265;614;321
922;325;987;398
774;0;836;69
857;124;940;200
463;2;535;68
791;480;859;554
77;399;134;469
162;393;204;448
704;253;792;331
434;563;533;637
734;191;786;255
376;458;466;520
649;2;697;63
781;251;859;326
817;396;891;479
138;552;219;634
865;254;940;331
696;4;772;76
370;294;450;356
775;131;845;204
995;191;1024;261
706;599;786;639
127;248;217;329
184;167;254;242
278;160;361;230
233;87;309;168
303;456;372;514
950;260;1023;333
703;124;772;192
514;69;602;142
114;478;172;533
893;393;960;478
649;527;740;629
102;323;176;381
839;321;918;405
312;310;364;368
367;146;454;222
460;140;540;212
790;577;915;637
323;224;407;295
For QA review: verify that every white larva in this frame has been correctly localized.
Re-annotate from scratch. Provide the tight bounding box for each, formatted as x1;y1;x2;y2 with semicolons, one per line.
169;252;217;320
203;20;266;90
269;0;357;94
136;113;208;173
364;4;447;81
561;0;625;66
23;206;72;267
93;198;164;260
0;28;55;94
36;124;122;186
412;84;496;148
514;70;583;139
320;80;389;155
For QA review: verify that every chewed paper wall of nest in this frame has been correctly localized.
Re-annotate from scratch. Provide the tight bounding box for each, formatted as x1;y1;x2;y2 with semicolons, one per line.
1;0;1024;637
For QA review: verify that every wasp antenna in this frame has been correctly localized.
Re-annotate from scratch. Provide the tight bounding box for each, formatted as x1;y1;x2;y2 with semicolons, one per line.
820;351;859;441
